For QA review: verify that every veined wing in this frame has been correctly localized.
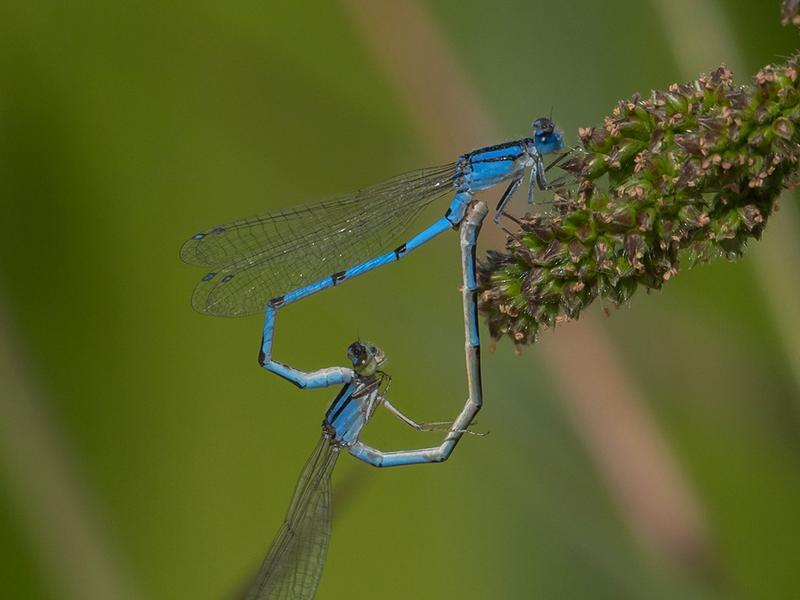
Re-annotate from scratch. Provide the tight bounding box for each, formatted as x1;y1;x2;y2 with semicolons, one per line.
246;436;339;600
181;163;457;316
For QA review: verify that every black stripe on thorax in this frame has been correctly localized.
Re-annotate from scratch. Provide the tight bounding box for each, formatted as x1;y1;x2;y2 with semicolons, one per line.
470;155;520;164
328;384;355;423
468;139;526;155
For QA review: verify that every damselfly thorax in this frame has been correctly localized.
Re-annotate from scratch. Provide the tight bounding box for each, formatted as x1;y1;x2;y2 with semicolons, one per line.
323;373;387;447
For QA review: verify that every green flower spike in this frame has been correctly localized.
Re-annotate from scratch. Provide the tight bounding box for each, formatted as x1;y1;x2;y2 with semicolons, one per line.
478;56;800;347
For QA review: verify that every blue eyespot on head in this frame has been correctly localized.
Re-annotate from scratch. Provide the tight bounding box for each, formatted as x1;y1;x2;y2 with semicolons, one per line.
531;117;564;154
221;274;234;283
211;226;225;235
192;232;206;240
201;272;216;282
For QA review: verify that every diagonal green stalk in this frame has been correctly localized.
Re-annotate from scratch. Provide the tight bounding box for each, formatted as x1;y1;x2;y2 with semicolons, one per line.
479;56;800;346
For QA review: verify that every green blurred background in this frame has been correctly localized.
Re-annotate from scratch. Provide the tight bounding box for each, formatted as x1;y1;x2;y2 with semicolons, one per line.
1;1;799;598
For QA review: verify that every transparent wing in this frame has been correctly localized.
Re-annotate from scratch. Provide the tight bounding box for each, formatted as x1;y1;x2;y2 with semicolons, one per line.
245;436;339;600
181;163;457;316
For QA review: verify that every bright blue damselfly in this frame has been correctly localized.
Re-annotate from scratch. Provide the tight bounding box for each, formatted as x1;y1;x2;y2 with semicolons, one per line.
182;119;563;319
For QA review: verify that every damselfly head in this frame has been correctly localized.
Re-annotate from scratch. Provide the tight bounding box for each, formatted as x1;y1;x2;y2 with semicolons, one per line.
347;341;386;376
531;117;565;155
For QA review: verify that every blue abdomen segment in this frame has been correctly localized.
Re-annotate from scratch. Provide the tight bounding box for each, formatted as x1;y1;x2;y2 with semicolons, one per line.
457;142;526;191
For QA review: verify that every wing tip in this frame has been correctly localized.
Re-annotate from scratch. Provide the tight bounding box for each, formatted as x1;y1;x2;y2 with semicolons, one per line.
179;236;203;265
180;225;229;266
189;278;263;318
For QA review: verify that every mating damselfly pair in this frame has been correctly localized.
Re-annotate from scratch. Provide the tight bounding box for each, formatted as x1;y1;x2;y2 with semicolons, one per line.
182;118;566;598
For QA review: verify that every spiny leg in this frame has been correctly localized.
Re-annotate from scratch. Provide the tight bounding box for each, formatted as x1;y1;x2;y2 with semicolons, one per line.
545;148;574;174
540;147;578;191
381;399;485;435
494;176;523;224
495;154;567;224
540;150;580;192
